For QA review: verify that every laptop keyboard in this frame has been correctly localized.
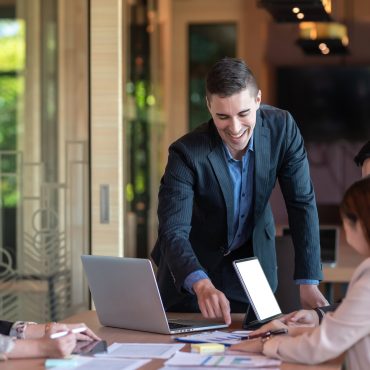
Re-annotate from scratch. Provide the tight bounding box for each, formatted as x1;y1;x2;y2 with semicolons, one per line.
168;321;191;329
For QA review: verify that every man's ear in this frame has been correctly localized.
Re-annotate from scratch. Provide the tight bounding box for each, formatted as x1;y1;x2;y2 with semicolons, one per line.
206;95;211;112
256;90;262;104
255;90;262;108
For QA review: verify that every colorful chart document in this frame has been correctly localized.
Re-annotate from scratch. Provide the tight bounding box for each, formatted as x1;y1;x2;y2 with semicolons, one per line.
164;352;281;368
175;330;252;346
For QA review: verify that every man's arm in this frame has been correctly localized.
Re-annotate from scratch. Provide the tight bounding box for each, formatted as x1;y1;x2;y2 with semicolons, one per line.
277;112;324;302
155;143;204;290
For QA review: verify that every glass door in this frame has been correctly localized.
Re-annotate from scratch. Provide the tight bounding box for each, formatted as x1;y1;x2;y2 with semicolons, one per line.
0;0;89;322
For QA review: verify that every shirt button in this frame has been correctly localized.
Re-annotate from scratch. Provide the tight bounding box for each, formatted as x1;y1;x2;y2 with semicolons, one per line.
242;193;245;197
241;214;245;218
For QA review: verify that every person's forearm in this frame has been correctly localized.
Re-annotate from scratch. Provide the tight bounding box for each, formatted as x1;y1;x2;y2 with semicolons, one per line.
288;326;315;337
24;324;45;339
7;339;46;358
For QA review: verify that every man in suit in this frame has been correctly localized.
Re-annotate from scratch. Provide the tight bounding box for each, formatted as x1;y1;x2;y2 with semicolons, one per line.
151;58;328;325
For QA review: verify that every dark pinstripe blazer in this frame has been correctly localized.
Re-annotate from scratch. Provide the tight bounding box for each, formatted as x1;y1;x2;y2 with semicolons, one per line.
151;104;322;309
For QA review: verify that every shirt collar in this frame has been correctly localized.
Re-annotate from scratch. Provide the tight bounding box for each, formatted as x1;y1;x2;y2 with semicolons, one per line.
223;133;254;162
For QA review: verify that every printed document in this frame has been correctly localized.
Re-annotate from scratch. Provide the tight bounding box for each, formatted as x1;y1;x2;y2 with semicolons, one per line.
175;331;252;346
164;352;281;368
97;342;185;359
49;357;150;370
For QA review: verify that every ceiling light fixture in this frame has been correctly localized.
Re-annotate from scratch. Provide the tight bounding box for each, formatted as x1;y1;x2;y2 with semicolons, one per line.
297;22;349;55
258;0;332;22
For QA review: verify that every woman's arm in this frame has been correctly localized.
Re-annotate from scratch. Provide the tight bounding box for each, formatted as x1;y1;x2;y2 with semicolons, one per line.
24;322;100;341
7;334;76;359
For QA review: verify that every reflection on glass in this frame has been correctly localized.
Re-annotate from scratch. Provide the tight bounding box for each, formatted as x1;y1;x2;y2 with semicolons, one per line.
124;1;153;258
0;18;24;270
0;1;89;322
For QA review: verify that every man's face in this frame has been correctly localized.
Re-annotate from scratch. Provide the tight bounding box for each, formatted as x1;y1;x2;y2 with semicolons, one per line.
362;158;370;177
207;88;261;160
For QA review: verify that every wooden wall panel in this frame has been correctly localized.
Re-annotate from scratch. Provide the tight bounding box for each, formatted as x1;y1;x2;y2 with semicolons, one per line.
90;0;124;257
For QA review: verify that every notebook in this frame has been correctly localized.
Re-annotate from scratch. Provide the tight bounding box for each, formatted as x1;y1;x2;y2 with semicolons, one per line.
81;255;228;334
233;257;283;328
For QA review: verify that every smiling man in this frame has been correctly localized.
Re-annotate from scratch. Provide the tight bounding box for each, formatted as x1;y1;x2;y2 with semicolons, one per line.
151;58;328;325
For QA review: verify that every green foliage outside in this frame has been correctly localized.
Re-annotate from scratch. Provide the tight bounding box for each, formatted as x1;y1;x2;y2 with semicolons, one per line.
0;20;25;207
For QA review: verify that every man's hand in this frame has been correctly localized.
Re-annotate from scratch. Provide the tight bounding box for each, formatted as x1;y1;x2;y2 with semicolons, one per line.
300;284;329;309
193;278;231;325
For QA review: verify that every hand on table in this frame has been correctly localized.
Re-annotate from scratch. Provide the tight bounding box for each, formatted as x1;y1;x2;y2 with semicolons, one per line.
282;309;319;327
64;323;101;341
41;324;76;358
193;278;231;325
300;284;329;309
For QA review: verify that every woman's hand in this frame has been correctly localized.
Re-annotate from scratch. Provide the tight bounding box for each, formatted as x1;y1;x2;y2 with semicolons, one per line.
250;319;288;336
282;310;319;327
24;322;101;341
64;323;101;341
41;323;77;357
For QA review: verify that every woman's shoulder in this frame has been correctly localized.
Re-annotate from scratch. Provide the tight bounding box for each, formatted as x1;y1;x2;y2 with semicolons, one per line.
349;257;370;286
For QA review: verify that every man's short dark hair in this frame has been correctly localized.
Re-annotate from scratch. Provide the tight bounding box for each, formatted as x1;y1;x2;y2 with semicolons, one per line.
206;57;259;100
354;141;370;167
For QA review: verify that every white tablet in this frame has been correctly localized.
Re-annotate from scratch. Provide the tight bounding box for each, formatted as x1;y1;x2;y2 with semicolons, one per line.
233;257;282;322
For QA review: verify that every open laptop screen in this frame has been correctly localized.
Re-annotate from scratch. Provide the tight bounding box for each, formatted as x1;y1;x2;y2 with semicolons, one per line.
233;257;282;321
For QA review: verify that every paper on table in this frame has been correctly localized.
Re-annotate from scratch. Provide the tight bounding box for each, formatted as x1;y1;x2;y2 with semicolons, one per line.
164;352;281;368
160;367;279;370
158;367;228;370
97;343;185;359
49;357;150;370
175;330;252;346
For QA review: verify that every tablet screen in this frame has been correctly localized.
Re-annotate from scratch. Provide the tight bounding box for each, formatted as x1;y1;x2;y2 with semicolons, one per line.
233;257;281;321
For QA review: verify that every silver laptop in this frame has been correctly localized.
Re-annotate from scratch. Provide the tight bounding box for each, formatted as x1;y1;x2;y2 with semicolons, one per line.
81;255;228;334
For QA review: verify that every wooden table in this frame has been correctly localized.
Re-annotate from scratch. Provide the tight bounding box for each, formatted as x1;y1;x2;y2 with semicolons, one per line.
0;311;342;370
